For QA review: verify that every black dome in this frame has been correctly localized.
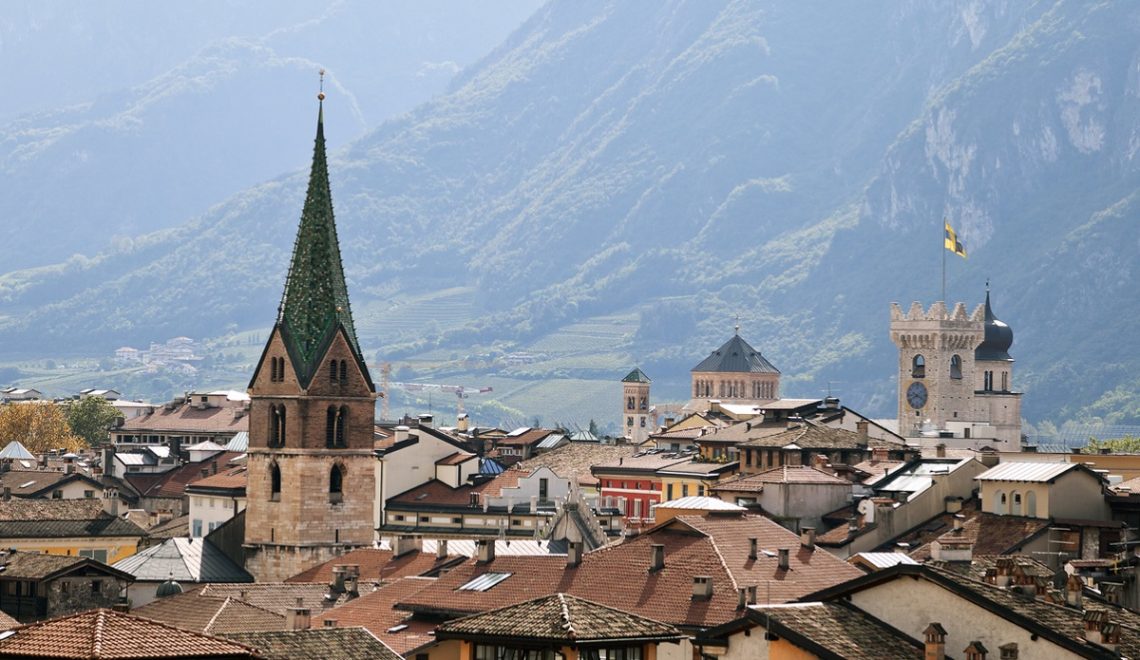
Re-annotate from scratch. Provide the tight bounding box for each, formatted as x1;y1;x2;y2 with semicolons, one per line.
975;291;1013;361
156;578;183;598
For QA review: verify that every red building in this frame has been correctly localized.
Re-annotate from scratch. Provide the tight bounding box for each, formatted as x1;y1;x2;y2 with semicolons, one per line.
591;453;690;525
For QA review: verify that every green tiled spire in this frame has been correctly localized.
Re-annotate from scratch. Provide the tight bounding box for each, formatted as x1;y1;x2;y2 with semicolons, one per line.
277;99;362;383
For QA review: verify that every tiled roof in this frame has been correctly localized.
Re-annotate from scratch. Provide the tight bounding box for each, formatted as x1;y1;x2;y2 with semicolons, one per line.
622;368;652;383
197;582;337;615
656;496;745;512
434;452;477;466
133;593;284;635
0;499;145;538
186;465;248;493
0;610;17;632
738;423;900;451
127;453;243;499
285;548;462;584
398;512;862;629
439;593;682;643
113;538;253;583
748;602;923;659
848;552;919;570
655;460;737;477
592;453;690;473
0;470;93;497
119;403;248;434
0;552;131;581
495;429;559;447
227;627;401;660
925;554;1053;582
389;470;523;508
901;506;1050;561
311;577;439;655
0;608;258;658
850;459;905;483
691;334;779;374
147;514;190;540
514;444;636;487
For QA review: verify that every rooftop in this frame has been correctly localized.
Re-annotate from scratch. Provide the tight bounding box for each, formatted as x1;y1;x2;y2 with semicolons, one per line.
438;593;682;644
744;602;924;659
196;582;339;615
285;548;462;584
226;627;401;660
975;461;1093;483
0;608;258;658
655;496;745;512
132;592;283;636
310;577;438;656
738;422;902;451
118;403;247;435
127;452;244;499
515;444;636;487
113;537;253;583
0;499;145;539
691;334;779;374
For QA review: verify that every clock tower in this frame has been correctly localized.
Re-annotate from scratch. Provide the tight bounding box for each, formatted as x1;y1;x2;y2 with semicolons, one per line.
890;301;985;439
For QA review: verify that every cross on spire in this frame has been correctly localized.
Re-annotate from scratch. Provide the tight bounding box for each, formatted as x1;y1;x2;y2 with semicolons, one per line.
733;314;741;335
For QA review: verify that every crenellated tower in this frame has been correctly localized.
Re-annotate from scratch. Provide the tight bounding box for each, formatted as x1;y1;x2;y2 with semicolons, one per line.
243;91;378;581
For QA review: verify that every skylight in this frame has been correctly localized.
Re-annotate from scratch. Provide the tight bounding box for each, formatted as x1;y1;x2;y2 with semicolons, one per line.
458;572;512;592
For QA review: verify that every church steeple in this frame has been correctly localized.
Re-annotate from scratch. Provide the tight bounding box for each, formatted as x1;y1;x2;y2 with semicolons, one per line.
276;90;365;387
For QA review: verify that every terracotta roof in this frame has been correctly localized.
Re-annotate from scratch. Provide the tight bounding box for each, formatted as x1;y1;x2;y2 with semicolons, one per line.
186;465;248;493
0;610;17;632
389;470;523;507
119;403;248;435
1113;475;1140;493
147;514;190;540
0;608;258;658
197;582;338;615
226;628;401;660
438;593;682;644
514;444;635;487
0;470;100;497
746;602;923;659
127;453;243;499
285;548;462;584
738;423;901;451
592;453;690;473
133;593;284;635
495;429;559;447
0;499;146;539
398;512;862;629
434;452;476;466
311;577;439;655
0;552;131;581
850;459;905;482
896;502;1050;560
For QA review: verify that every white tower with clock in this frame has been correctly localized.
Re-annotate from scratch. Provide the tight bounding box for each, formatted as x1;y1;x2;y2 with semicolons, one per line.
889;295;1022;449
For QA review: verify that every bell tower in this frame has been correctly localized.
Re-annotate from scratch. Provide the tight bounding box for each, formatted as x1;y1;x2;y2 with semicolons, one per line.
244;86;378;581
889;301;984;439
621;368;652;444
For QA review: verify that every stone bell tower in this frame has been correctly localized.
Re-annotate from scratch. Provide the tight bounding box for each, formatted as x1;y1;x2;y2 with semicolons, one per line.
889;301;984;439
244;89;378;581
621;368;652;444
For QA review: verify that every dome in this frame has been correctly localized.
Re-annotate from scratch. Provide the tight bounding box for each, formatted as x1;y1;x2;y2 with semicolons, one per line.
156;578;183;598
975;290;1013;361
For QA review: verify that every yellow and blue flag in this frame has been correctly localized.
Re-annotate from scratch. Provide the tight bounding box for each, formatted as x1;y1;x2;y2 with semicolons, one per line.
944;221;967;258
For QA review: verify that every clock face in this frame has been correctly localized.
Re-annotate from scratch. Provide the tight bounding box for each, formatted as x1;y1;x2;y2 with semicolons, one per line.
906;382;928;409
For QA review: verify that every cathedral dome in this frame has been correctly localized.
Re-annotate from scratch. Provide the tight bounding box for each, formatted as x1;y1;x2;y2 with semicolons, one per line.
975;290;1013;361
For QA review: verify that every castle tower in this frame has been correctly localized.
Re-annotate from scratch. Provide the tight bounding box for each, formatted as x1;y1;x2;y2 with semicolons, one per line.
889;301;984;439
621;368;652;444
243;92;378;581
972;290;1021;447
690;329;780;410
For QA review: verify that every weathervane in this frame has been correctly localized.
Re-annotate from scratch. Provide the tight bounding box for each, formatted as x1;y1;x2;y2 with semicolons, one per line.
318;69;326;101
733;314;741;335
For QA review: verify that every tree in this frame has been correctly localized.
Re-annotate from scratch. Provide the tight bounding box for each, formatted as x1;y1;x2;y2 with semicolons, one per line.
66;396;120;446
0;402;84;452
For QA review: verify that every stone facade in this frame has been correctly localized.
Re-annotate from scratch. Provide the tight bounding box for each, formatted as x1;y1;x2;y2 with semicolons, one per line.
622;376;651;445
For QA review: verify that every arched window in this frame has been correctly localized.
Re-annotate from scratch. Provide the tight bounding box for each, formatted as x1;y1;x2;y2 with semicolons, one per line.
627;396;635;411
270;463;281;500
337;406;348;446
338;360;348;383
1001;371;1009;391
950;355;962;380
326;407;347;448
912;355;926;378
269;357;278;382
993;489;1007;515
329;360;338;383
639;397;647;411
1011;491;1022;516
1026;490;1037;517
984;370;993;392
329;464;345;503
269;405;286;448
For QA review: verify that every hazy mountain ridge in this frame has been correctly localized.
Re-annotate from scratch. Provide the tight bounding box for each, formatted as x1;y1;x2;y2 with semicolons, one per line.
4;1;1139;427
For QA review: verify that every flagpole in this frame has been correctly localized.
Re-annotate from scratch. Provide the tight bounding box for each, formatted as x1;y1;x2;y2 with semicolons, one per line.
941;219;946;303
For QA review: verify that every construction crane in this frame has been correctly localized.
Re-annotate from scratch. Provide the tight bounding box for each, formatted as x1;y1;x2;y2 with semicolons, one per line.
373;364;493;420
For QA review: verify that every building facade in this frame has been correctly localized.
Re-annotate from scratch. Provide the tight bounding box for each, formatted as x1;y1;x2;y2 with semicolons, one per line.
690;331;780;410
243;97;378;582
621;368;652;444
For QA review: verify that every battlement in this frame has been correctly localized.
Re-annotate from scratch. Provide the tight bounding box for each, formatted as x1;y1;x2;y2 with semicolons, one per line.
890;301;985;323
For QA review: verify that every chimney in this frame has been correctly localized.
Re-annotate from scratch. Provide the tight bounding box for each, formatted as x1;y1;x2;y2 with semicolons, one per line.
65;462;75;475
330;566;347;594
567;540;582;568
392;535;421;557
343;574;359;599
871;446;888;464
748;538;757;560
394;425;409;442
101;446;116;477
923;622;947;660
800;527;815;550
436;539;449;560
457;413;469;433
102;488;120;518
998;643;1018;660
963;641;987;660
476;539;495;563
994;557;1013;588
857;420;871;439
953;514;964;532
1102;582;1123;605
211;461;218;475
649;544;665;572
418;414;433;429
778;548;789;571
2;487;9;501
692;575;712;600
200;468;209;479
530;495;538;514
111;599;130;613
1083;610;1109;646
811;453;828;469
286;607;311;631
936;443;946;458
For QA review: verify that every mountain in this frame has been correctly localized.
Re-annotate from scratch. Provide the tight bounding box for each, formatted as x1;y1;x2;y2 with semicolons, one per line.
3;0;1139;430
